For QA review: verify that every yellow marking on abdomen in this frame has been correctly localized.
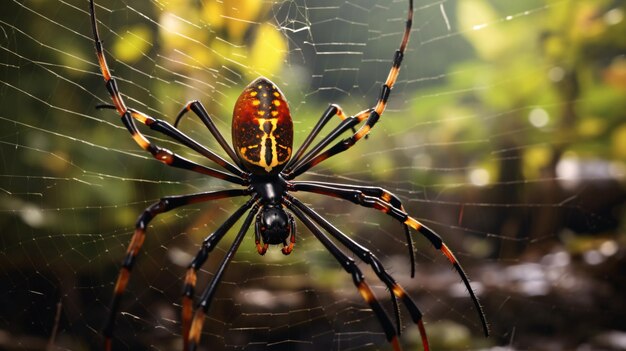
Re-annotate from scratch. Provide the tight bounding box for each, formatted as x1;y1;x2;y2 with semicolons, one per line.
240;118;291;172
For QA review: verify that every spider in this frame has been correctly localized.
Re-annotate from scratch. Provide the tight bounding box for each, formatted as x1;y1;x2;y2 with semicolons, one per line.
89;0;488;350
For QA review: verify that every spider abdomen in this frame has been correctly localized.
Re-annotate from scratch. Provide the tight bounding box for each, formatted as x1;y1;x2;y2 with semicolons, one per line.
232;77;293;175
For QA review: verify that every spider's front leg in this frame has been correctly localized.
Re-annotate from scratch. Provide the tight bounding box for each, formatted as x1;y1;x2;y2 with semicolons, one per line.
174;100;244;170
95;105;247;182
103;189;249;351
286;0;414;179
89;1;247;184
284;104;371;173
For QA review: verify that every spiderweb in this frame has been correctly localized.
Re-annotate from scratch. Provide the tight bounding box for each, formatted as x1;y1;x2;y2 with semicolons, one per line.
1;0;625;350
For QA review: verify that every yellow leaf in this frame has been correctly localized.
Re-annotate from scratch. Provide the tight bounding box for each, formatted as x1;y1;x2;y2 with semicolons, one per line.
523;145;553;179
612;124;626;160
223;0;266;43
604;57;626;90
570;3;606;41
112;24;152;63
457;0;508;60
247;23;287;78
577;117;606;138
202;1;224;29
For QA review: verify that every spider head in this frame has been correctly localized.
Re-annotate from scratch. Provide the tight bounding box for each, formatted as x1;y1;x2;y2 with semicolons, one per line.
256;204;293;246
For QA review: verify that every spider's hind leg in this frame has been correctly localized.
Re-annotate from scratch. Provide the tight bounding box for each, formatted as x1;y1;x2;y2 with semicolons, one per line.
287;194;430;350
181;197;258;351
285;199;406;351
103;189;248;351
291;180;416;277
186;201;260;351
284;107;372;176
290;183;490;338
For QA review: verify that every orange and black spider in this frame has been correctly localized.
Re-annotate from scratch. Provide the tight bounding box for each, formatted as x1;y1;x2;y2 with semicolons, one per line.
89;1;488;350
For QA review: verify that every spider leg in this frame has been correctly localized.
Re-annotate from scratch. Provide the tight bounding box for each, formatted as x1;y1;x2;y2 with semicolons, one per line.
283;108;371;179
88;2;247;185
284;105;368;172
181;196;258;351
292;180;416;277
281;214;296;255
286;194;429;349
253;216;269;255
174;100;246;170
284;198;404;350
285;105;344;171
187;202;260;351
103;189;249;351
96;104;246;178
286;0;414;179
290;183;490;337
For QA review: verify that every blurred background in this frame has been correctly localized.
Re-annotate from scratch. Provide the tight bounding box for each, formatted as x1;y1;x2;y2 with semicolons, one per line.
1;0;625;350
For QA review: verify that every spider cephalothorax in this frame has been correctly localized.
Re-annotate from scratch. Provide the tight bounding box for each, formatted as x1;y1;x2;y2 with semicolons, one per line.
256;204;295;246
89;0;488;350
250;173;295;254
